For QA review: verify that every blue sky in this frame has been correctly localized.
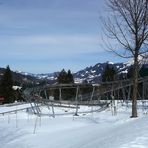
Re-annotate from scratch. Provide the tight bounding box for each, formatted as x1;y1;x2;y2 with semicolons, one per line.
0;0;126;73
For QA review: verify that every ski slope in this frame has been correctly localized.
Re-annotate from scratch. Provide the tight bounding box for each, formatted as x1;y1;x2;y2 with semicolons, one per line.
0;103;148;148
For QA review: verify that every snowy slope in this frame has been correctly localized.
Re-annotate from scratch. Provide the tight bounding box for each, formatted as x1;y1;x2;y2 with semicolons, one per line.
0;102;148;148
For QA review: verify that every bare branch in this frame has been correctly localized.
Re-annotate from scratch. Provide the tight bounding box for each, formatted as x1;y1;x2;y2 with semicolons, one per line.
102;0;148;117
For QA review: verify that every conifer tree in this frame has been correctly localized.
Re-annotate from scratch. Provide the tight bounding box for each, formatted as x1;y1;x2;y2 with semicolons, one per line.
67;70;74;83
127;65;148;78
102;64;116;82
57;69;74;84
139;65;148;77
55;69;75;100
57;69;67;84
0;65;14;103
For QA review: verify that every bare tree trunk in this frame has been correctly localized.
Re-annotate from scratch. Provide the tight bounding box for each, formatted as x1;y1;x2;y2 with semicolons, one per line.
103;0;148;117
131;52;138;117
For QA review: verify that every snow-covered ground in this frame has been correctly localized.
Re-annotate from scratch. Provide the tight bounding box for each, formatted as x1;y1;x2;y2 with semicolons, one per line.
0;102;148;148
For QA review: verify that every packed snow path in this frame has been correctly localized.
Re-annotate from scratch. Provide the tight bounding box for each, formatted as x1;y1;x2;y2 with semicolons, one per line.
0;106;148;148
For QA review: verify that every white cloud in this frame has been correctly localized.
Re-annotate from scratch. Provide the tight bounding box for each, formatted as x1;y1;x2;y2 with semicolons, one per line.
0;34;103;56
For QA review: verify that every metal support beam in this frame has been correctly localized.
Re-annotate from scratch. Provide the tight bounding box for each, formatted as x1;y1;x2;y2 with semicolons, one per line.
59;88;62;103
74;86;79;116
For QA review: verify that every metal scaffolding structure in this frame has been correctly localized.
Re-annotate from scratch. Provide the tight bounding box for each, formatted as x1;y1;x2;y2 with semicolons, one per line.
23;76;148;116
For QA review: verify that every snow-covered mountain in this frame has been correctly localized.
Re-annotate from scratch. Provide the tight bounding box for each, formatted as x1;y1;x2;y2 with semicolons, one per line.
1;56;147;85
16;71;59;81
15;61;129;84
74;56;148;83
15;62;148;84
35;72;59;80
74;62;128;83
13;62;133;84
14;71;58;85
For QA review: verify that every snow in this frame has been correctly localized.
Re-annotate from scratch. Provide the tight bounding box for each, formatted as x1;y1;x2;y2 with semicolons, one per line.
47;76;55;80
88;75;94;78
98;73;101;77
107;61;114;65
74;78;84;84
125;55;148;66
12;86;22;90
91;70;96;73
120;70;128;74
81;74;85;77
0;102;148;148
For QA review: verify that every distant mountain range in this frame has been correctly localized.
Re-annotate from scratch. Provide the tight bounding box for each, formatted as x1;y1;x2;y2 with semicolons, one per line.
12;62;126;83
74;62;128;83
0;57;147;85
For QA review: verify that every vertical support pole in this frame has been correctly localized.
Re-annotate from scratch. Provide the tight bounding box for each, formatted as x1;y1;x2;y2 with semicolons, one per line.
15;111;18;128
120;82;124;105
27;109;30;122
128;86;131;100
51;103;55;118
126;86;131;108
111;91;113;115
50;89;55;118
90;86;95;103
34;94;41;115
122;87;126;103
26;94;36;114
33;116;38;134
44;90;49;106
44;90;48;100
74;86;79;116
116;88;119;105
97;87;101;105
59;88;62;105
90;86;95;115
142;82;146;112
8;114;10;124
142;82;145;100
117;88;120;100
111;83;116;116
112;94;117;116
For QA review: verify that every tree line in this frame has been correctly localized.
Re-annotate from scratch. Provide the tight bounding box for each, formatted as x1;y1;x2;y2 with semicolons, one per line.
0;64;147;104
0;66;19;104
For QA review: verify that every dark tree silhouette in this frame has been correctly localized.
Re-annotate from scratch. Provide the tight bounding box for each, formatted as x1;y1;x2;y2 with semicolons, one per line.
102;63;117;82
0;65;15;103
54;69;75;100
139;65;148;77
57;69;68;84
57;69;74;84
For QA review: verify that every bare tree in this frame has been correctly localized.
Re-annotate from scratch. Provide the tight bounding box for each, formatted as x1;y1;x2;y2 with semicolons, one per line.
103;0;148;117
